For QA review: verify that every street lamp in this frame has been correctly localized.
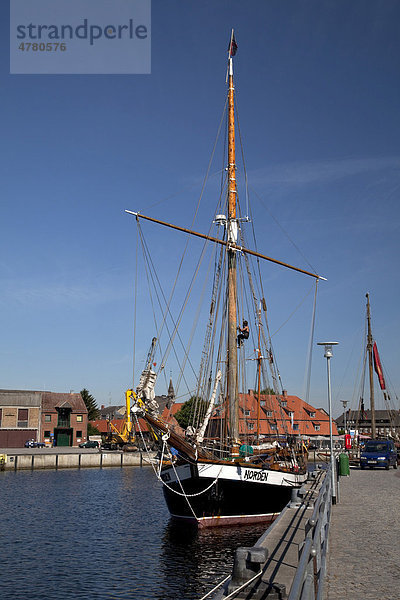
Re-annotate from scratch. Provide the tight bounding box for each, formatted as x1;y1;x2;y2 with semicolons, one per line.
317;341;338;505
341;400;348;435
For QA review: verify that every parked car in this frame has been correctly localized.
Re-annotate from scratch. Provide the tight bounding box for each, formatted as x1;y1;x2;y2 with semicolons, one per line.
360;439;397;470
24;439;46;448
79;440;99;448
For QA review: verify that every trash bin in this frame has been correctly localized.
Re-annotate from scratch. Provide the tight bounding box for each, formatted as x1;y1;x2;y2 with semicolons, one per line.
339;452;350;476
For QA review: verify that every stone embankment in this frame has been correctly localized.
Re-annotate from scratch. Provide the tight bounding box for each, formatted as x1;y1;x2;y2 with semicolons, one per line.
0;448;156;470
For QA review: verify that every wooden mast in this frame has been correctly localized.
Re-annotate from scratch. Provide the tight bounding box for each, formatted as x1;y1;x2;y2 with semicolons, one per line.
227;32;239;445
256;305;262;444
366;293;376;438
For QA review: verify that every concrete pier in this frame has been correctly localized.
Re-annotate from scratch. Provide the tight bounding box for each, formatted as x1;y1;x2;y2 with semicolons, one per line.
324;467;400;600
0;448;156;470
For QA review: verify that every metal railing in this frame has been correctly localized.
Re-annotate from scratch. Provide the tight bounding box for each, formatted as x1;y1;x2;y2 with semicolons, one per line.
287;465;333;600
206;466;335;600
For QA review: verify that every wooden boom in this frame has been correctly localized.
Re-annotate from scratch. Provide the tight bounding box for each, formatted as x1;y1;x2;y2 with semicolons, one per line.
125;210;326;281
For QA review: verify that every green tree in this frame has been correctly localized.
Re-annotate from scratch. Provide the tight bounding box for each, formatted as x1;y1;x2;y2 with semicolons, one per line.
175;396;208;430
80;388;100;421
260;387;276;395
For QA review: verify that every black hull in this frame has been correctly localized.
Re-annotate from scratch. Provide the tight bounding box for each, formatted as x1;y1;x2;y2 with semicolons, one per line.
161;465;303;527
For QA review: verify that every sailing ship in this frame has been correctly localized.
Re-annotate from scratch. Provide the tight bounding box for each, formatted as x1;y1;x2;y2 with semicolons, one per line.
346;293;400;445
126;34;325;527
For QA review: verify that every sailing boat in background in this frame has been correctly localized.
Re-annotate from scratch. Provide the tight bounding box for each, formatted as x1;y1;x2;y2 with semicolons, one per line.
126;33;325;527
348;293;399;443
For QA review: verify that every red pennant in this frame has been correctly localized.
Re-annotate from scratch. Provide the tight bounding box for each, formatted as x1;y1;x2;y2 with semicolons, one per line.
373;342;386;390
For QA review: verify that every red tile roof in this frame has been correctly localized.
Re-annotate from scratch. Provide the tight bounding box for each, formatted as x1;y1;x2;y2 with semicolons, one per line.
90;417;150;434
208;391;338;438
90;407;184;437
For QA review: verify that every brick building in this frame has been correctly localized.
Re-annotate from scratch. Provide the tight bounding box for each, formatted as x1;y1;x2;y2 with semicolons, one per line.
41;392;88;447
0;390;41;447
0;390;88;448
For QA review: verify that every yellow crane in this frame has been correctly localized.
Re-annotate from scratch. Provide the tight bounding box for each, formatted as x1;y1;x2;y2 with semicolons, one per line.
105;389;137;450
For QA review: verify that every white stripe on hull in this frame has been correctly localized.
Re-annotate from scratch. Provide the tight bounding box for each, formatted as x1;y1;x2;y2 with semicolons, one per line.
161;461;307;488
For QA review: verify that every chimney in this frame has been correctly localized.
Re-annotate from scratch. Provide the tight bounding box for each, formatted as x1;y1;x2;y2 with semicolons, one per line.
283;390;288;398
101;405;105;410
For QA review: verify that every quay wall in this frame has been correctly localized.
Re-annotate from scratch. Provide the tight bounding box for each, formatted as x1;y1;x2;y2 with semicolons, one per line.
0;451;154;471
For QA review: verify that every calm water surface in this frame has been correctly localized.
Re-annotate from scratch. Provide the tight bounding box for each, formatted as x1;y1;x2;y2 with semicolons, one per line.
1;466;267;599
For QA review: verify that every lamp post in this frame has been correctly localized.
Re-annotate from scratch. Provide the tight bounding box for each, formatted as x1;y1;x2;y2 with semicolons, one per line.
341;400;348;435
317;341;338;505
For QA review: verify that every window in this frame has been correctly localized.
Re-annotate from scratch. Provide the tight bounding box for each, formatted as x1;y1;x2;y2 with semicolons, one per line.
18;408;28;428
293;423;299;431
281;400;287;407
270;423;277;430
76;430;82;438
76;415;83;422
45;414;52;422
260;400;266;406
314;424;320;431
244;410;250;417
266;410;273;418
309;412;316;418
57;408;71;428
44;431;51;437
288;411;294;417
248;423;254;430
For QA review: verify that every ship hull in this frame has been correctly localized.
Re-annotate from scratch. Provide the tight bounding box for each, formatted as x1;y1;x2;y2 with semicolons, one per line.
160;460;307;527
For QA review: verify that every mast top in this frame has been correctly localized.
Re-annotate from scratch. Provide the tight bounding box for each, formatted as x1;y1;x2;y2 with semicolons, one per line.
228;30;238;60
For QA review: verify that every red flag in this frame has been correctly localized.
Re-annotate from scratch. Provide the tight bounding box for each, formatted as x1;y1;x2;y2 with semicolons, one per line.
373;342;386;390
228;34;238;57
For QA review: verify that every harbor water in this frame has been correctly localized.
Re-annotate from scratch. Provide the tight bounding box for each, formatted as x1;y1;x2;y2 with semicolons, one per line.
1;465;267;599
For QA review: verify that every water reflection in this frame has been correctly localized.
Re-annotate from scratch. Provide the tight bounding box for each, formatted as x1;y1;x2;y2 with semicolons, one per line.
1;467;268;600
158;520;267;599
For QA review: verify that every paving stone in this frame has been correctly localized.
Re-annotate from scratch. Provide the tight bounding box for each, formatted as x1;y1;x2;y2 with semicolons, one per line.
324;467;400;600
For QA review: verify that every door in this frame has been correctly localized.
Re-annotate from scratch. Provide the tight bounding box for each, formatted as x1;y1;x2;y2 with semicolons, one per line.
55;429;72;446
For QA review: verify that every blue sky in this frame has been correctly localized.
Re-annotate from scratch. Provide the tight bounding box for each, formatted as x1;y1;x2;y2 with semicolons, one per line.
1;0;400;418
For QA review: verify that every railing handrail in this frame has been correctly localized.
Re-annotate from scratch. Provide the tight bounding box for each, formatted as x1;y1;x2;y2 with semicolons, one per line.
288;465;333;600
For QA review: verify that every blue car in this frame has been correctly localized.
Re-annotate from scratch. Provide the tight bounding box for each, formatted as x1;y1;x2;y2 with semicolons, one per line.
25;439;46;448
360;439;397;470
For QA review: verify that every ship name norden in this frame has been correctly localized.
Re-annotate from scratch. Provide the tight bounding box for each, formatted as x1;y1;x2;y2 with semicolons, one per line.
243;469;269;482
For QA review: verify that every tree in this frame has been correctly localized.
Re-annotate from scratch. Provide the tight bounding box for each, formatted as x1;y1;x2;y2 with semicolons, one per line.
175;396;208;430
260;387;276;395
80;388;100;421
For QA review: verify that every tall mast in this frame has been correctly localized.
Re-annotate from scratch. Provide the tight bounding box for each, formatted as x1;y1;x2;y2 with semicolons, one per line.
227;33;239;444
366;293;376;438
256;305;262;444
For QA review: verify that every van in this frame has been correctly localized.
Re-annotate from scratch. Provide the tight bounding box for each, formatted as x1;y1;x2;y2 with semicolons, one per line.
360;439;398;470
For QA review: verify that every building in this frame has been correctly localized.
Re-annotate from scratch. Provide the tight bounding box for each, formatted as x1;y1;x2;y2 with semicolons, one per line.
0;390;41;447
41;392;88;447
207;390;338;441
335;409;400;439
0;389;88;448
98;404;126;420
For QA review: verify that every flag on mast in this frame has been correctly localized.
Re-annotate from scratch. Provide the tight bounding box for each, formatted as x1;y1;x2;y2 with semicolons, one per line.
228;32;238;57
373;342;386;390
